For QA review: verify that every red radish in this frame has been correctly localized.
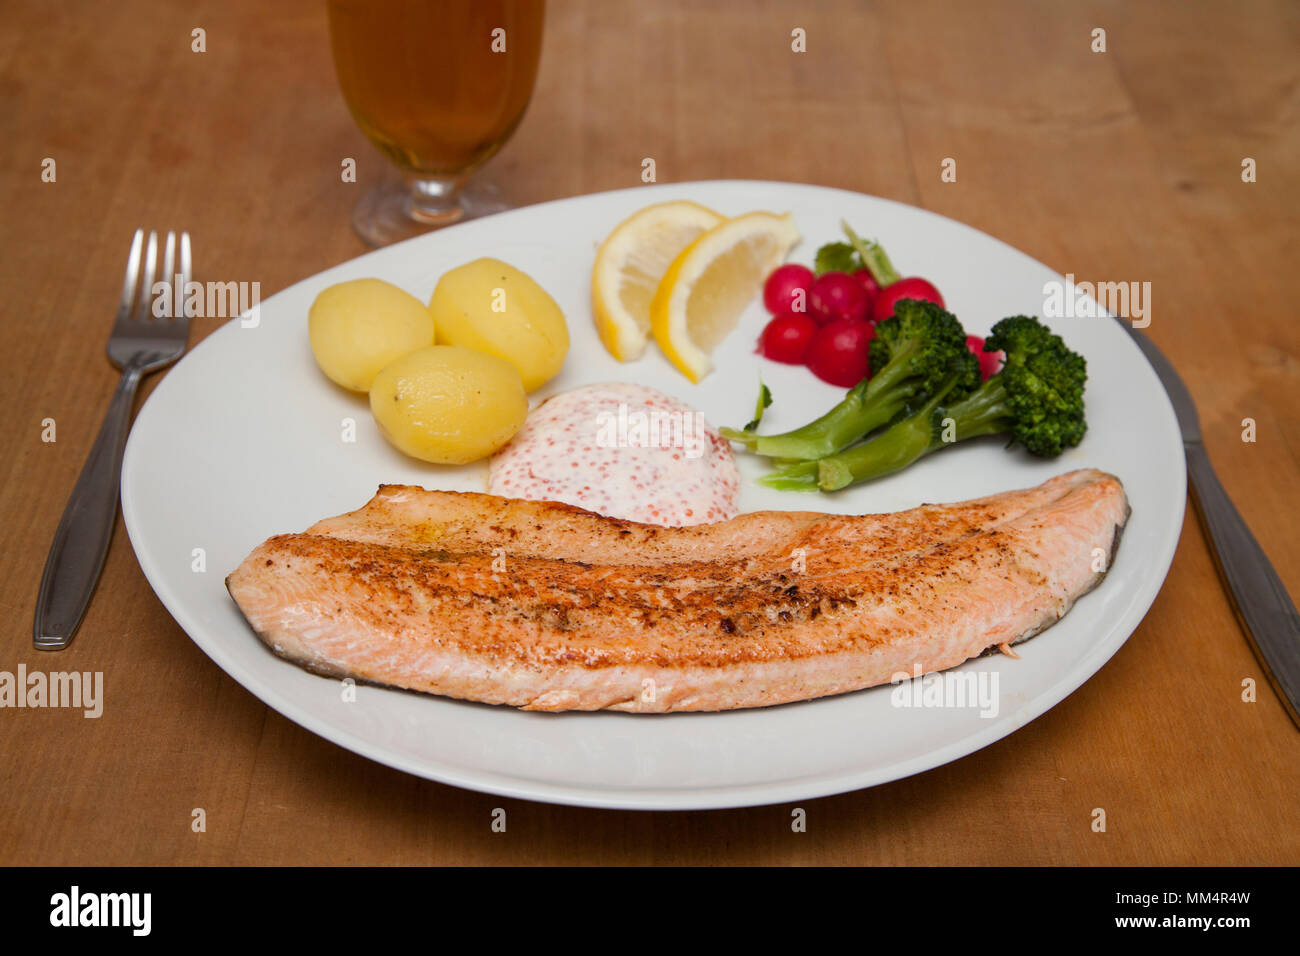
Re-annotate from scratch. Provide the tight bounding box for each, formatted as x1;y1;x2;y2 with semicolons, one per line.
967;334;1005;381
840;223;942;322
871;278;944;323
805;318;875;387
851;268;880;308
758;313;819;364
763;264;815;316
809;272;869;325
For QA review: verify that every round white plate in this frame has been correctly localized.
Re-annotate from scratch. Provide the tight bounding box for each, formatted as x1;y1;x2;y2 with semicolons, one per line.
121;181;1185;810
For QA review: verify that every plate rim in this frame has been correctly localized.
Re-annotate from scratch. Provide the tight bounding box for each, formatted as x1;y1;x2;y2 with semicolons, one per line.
120;178;1188;810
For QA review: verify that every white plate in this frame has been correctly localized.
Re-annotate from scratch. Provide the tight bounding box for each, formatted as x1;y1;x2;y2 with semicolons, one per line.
121;181;1185;810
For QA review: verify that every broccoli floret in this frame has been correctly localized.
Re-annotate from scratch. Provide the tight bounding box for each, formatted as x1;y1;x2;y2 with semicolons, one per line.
812;316;1087;490
721;299;978;461
953;315;1087;456
867;299;977;389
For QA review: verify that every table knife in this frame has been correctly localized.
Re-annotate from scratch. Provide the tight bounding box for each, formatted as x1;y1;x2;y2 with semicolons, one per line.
1119;317;1300;729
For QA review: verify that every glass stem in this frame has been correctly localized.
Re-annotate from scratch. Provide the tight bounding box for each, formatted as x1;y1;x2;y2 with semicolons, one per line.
406;174;467;226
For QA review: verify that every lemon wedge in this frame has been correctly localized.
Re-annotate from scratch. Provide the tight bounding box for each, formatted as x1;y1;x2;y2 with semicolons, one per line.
592;200;724;361
650;211;800;383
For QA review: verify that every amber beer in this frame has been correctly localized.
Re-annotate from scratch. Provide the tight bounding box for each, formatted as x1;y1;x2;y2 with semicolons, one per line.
326;0;545;177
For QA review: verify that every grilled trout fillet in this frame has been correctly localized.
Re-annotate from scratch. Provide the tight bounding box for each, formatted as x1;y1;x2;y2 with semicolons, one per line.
226;468;1129;713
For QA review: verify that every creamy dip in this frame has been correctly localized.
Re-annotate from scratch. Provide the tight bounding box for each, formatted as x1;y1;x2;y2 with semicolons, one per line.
488;382;740;526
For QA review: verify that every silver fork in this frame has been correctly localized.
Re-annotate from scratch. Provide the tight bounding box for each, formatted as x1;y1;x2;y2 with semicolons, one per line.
34;229;192;650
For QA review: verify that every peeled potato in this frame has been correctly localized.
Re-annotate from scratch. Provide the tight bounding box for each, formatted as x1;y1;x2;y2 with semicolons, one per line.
369;345;528;464
309;278;434;392
430;258;569;391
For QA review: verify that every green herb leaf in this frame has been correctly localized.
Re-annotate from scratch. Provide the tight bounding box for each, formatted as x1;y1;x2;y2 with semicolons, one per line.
814;242;860;276
744;381;774;431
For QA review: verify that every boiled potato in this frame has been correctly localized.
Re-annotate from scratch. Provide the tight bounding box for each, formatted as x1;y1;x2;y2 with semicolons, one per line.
369;345;527;464
309;278;434;392
429;258;569;391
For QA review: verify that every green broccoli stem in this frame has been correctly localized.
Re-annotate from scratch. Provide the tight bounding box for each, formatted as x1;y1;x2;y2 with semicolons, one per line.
944;375;1013;442
722;375;870;457
816;408;939;490
724;339;925;460
757;458;819;490
815;372;964;491
766;375;1015;492
842;221;901;287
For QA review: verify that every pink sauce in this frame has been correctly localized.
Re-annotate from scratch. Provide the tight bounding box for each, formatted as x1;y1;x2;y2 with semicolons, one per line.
488;382;740;527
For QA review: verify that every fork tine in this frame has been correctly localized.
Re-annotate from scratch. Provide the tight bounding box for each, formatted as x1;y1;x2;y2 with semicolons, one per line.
117;229;144;321
134;231;159;321
180;231;192;291
160;232;176;319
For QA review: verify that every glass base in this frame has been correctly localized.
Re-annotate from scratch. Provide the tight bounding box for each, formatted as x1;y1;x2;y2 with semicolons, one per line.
351;177;511;247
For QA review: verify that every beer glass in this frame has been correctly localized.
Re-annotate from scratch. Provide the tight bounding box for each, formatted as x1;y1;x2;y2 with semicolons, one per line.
326;0;545;245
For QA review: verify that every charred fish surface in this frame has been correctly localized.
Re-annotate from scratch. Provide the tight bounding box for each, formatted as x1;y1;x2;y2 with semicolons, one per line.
226;469;1130;712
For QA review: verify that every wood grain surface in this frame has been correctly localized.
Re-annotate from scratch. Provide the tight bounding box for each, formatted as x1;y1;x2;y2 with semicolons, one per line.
1;0;1297;865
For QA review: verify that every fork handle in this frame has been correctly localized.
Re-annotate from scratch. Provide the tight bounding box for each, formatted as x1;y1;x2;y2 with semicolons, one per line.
33;360;146;650
1186;442;1300;729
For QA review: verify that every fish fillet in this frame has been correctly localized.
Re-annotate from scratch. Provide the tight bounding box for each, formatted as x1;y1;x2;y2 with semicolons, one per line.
226;468;1129;712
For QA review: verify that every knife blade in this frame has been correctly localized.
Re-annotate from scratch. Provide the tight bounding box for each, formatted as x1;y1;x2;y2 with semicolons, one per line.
1118;316;1300;729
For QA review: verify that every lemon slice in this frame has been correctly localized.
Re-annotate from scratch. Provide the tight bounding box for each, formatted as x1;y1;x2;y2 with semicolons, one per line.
650;211;800;383
592;200;725;361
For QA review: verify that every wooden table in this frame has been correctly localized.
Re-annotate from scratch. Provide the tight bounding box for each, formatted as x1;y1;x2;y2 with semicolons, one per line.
2;0;1296;865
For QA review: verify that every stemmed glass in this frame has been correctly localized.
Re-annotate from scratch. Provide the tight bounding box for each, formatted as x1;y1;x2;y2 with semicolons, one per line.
326;0;546;246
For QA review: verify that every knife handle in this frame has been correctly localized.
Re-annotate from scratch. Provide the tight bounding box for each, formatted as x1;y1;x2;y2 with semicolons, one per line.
1186;442;1300;728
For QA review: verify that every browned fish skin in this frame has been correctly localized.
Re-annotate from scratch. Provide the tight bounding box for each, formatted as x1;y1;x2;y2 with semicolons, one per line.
226;469;1129;712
